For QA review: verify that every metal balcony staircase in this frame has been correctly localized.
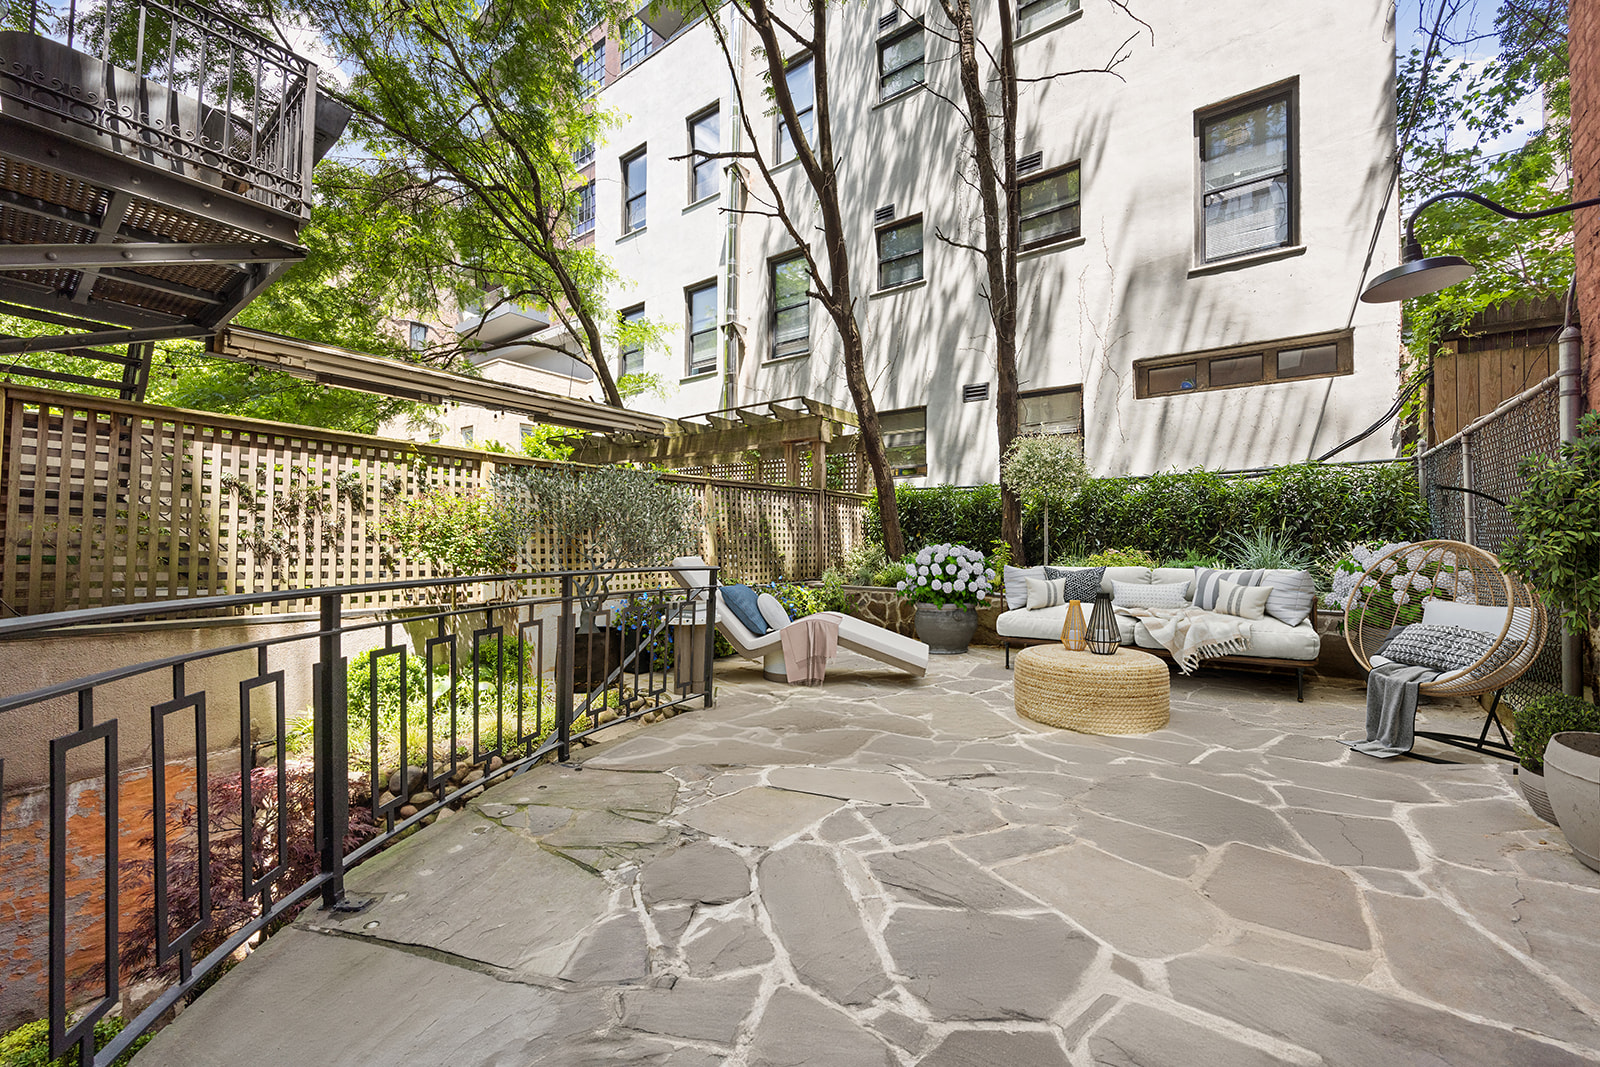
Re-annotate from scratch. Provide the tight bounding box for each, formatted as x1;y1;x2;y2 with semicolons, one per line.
0;0;348;396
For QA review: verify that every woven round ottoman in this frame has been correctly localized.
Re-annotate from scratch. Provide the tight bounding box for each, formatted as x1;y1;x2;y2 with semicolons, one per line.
1013;645;1170;734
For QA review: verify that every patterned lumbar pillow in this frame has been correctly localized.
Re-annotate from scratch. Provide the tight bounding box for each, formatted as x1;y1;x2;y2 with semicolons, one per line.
1259;569;1317;626
1211;578;1273;620
1111;578;1188;610
1192;567;1264;611
1044;565;1106;601
720;584;770;636
1025;576;1069;610
1381;623;1496;674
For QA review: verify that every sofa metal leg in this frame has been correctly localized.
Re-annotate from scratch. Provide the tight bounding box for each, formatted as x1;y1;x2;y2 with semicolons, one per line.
1005;642;1012;670
1296;668;1304;702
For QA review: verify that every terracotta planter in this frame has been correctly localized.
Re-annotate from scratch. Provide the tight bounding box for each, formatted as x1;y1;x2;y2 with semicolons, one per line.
915;604;978;655
1514;765;1558;825
1545;731;1600;874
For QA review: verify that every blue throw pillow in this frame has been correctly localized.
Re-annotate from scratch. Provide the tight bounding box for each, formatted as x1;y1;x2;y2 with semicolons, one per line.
721;584;769;636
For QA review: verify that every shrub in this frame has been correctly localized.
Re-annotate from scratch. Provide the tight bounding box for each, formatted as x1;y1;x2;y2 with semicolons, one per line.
869;483;1004;554
834;541;888;586
1500;410;1600;636
1;1015;150;1067
1082;547;1159;569
873;560;910;587
386;487;521;578
815;569;853;614
1002;434;1089;511
1512;694;1600;774
1164;551;1225;570
1220;529;1316;571
896;544;996;607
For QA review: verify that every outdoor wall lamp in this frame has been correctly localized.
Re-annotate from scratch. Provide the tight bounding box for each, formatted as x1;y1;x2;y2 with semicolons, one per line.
1360;189;1600;303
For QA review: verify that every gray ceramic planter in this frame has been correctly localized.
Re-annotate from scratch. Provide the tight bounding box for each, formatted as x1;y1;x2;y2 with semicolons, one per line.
915;604;979;654
1515;765;1559;825
1545;731;1600;874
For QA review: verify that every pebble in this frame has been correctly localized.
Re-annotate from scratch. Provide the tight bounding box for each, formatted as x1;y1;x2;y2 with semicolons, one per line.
409;790;437;806
399;804;418;818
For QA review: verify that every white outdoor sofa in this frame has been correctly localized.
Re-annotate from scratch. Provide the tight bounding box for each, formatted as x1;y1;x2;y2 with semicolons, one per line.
671;556;929;681
996;565;1322;701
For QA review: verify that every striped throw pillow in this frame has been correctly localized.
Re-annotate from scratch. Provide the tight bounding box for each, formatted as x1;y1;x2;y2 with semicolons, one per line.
1193;567;1264;611
1213;578;1272;620
1025;576;1069;610
1111;579;1188;610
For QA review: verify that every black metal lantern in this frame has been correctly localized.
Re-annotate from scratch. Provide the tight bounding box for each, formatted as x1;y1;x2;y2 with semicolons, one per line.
1086;592;1119;655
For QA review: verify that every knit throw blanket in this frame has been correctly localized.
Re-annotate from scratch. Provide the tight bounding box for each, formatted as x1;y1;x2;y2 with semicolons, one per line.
779;615;840;686
1117;606;1254;674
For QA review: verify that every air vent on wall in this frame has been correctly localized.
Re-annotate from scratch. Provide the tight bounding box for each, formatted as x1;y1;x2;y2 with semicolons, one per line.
879;11;899;31
1017;152;1043;176
962;383;990;403
874;204;896;224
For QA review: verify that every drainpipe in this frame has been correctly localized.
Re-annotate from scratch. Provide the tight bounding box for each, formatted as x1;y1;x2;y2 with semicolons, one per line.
1557;286;1582;696
719;7;743;411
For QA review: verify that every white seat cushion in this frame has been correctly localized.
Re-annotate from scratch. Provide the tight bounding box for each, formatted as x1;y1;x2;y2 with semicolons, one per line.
996;606;1135;645
1368;652;1470;683
1132;612;1320;662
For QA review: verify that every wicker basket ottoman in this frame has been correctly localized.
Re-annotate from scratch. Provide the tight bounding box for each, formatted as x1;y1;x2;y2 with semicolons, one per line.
1013;645;1170;734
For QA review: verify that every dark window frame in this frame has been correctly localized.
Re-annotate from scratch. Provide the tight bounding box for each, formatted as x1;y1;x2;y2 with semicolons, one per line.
409;322;429;351
877;22;925;102
1018;161;1081;250
685;280;718;376
687;105;721;203
575;40;605;98
572;140;595;167
573;179;596;237
1018;385;1084;436
1016;0;1080;37
769;252;810;361
875;213;924;291
879;406;928;478
775;54;815;165
619;18;652;69
1134;330;1353;399
618;303;646;377
621;146;647;234
1196;82;1298;264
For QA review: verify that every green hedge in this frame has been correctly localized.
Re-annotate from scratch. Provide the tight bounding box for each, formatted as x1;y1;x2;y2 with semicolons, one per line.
867;463;1430;562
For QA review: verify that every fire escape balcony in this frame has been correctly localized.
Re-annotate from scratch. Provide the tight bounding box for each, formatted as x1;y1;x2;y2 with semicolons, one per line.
0;0;349;354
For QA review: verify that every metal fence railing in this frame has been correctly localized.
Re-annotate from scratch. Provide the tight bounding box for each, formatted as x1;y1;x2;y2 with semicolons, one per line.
0;564;718;1063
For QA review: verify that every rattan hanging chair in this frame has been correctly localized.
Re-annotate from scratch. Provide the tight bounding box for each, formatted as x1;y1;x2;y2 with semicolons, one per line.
1343;540;1548;759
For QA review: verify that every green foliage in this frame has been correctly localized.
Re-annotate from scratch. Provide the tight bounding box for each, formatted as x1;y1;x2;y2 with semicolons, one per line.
0;1015;150;1067
1501;411;1600;635
758;581;823;619
1163;551;1226;570
873;560;910;587
872;464;1428;563
1512;694;1600;774
815;569;853;614
986;538;1013;576
1219;529;1316;572
834;541;889;586
386;487;522;577
1001;434;1089;510
896;544;996;608
493;466;697;572
1082;547;1159;569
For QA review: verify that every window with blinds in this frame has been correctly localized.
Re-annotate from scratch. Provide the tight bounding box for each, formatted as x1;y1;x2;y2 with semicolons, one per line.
686;282;718;375
880;408;928;478
1199;89;1294;262
622;148;647;233
771;255;810;360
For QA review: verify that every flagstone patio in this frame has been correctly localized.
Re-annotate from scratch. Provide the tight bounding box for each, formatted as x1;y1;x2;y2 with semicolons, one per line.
135;650;1600;1066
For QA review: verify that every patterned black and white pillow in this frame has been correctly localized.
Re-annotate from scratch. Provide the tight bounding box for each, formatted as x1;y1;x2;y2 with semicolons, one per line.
1192;568;1264;611
1381;623;1496;674
1044;566;1106;602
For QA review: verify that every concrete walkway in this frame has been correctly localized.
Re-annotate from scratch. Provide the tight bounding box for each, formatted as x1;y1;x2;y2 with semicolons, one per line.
137;651;1600;1066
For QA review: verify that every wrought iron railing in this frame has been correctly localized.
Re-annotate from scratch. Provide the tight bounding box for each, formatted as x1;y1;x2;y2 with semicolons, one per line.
1;0;321;215
0;564;718;1064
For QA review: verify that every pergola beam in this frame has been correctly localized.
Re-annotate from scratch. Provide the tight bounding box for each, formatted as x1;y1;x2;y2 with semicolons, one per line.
0;242;304;272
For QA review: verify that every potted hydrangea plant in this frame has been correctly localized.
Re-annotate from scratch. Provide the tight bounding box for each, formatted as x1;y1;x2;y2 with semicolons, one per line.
897;543;996;654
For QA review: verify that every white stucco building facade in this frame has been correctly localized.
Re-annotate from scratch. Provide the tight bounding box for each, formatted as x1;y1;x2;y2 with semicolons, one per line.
463;0;1404;481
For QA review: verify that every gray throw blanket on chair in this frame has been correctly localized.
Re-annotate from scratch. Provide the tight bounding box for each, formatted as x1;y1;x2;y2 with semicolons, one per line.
1342;662;1440;758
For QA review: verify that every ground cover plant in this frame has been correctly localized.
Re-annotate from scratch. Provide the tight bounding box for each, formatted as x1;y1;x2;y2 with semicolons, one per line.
1;1014;151;1067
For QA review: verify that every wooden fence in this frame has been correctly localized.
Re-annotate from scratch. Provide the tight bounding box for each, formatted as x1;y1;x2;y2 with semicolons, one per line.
0;386;870;616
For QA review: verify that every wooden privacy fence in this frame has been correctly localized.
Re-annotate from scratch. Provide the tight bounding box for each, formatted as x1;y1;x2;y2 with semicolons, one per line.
0;386;870;616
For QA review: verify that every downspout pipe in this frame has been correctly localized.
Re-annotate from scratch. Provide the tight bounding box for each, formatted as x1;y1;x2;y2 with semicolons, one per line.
719;7;743;411
1558;284;1583;696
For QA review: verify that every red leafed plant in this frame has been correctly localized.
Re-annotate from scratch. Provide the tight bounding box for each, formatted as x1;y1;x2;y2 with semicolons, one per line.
118;760;377;983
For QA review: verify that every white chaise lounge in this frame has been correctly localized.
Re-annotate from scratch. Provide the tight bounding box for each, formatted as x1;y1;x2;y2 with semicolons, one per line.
670;556;930;680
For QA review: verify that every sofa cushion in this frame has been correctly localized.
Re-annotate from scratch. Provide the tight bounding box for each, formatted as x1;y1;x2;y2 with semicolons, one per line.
1260;569;1317;627
1044;565;1105;601
1420;599;1532;641
1133;613;1321;662
1151;567;1196;596
1112;578;1188;610
722;584;770;636
1003;565;1048;610
997;605;1136;645
1193;567;1264;610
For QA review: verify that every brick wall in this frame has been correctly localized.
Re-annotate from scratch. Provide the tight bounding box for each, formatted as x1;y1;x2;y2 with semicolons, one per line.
1574;0;1600;410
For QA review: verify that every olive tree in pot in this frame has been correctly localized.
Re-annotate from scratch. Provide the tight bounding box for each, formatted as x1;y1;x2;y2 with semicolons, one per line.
1509;695;1600;824
898;544;996;654
1000;434;1089;565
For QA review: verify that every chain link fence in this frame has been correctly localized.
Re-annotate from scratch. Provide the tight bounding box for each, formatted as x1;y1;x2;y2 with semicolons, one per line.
1416;374;1564;712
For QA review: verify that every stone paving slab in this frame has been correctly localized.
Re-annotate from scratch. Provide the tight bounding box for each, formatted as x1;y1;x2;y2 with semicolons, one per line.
140;650;1600;1066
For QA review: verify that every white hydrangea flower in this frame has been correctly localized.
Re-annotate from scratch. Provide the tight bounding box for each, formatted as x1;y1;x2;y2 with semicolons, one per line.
919;565;929;576
896;580;907;591
955;580;967;592
1393;589;1410;605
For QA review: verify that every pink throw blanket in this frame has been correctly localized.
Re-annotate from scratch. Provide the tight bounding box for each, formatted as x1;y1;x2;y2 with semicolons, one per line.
780;615;840;685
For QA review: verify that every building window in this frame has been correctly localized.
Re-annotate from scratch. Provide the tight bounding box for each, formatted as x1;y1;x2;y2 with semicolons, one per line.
686;282;717;375
622;148;647;233
573;141;595;167
880;408;927;478
619;304;646;376
519;423;535;445
1019;387;1083;436
876;215;923;290
771;254;810;360
575;41;605;98
461;426;475;445
878;24;924;101
776;55;815;165
1019;163;1080;249
573;180;595;237
688;107;720;202
1135;330;1352;398
408;322;428;350
1199;89;1294;262
620;19;652;69
1017;0;1079;37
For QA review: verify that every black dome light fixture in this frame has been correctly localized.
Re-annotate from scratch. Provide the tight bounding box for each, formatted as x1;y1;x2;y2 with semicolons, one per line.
1360;190;1600;303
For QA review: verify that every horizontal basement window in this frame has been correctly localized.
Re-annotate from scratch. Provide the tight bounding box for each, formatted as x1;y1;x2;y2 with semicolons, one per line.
1135;329;1353;398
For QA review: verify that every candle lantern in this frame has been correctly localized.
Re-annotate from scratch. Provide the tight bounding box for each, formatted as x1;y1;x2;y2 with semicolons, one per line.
1061;599;1086;651
1086;592;1120;655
